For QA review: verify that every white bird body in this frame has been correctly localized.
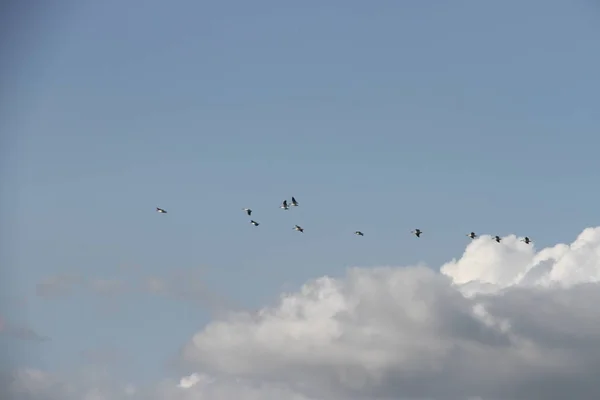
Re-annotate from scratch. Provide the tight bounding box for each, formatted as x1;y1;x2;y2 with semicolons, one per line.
280;200;289;210
156;207;167;213
293;225;304;233
250;220;259;226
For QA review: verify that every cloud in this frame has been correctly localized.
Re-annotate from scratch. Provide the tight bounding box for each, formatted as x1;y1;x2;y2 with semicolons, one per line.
35;274;124;299
140;269;242;317
440;228;600;290
35;274;82;299
179;228;600;400
80;345;128;366
6;369;315;400
11;227;600;399
89;278;126;296
0;317;48;342
35;269;238;317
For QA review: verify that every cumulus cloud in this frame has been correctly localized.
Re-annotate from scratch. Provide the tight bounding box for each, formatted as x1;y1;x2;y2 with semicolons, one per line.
441;229;600;290
180;228;600;400
12;227;600;399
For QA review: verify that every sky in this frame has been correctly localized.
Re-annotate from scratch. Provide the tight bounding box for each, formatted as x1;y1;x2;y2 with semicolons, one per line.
1;0;600;399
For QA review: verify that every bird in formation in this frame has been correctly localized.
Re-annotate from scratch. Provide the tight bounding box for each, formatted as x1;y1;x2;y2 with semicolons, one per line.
491;235;532;244
157;197;533;245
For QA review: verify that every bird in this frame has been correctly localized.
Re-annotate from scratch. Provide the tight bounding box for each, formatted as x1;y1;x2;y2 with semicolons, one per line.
280;200;289;210
355;231;364;236
250;220;259;226
521;236;532;244
243;208;252;216
291;197;299;207
411;229;422;238
156;207;167;214
493;235;502;243
293;225;304;233
466;232;477;239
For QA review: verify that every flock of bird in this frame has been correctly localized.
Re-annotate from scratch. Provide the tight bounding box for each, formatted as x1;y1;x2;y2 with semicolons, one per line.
155;197;533;245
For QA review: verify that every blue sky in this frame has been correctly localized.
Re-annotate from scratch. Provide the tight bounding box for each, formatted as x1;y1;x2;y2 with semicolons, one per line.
2;0;600;387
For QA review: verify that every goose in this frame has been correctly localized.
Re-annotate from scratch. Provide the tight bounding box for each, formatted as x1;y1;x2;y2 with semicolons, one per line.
493;235;502;243
250;220;259;226
466;232;477;239
293;225;304;233
280;200;289;210
243;208;252;216
521;236;532;244
411;229;422;238
291;197;299;207
355;231;364;236
156;207;167;214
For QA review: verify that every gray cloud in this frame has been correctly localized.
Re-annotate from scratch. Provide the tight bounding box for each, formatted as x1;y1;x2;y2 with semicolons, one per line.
0;318;48;342
80;345;129;366
35;268;239;318
35;274;82;299
12;227;600;399
88;278;125;296
140;269;242;317
177;228;600;400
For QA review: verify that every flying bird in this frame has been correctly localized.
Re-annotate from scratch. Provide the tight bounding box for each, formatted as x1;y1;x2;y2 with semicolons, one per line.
250;220;259;226
293;225;304;233
243;208;252;216
156;207;167;214
466;232;477;239
411;229;422;238
291;197;299;207
521;236;532;244
280;200;289;210
493;235;502;243
355;231;364;236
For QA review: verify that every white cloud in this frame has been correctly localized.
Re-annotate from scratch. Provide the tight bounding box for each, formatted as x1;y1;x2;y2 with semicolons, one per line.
11;227;600;399
441;228;600;290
